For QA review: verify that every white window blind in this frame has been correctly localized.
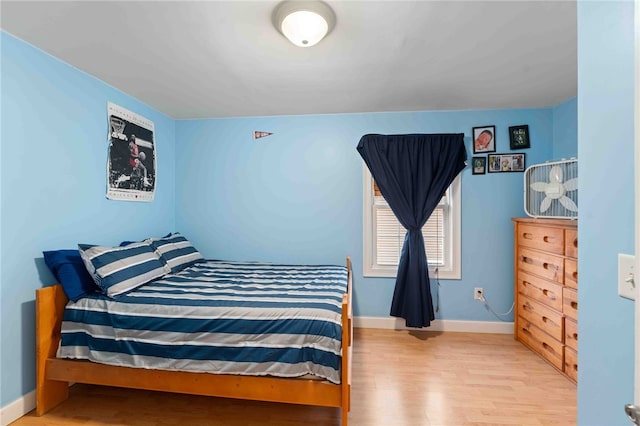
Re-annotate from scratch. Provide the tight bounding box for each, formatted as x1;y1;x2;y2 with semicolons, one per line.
363;167;461;279
374;198;445;267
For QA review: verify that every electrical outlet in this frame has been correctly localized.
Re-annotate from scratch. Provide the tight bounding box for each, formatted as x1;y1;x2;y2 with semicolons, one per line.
474;287;484;300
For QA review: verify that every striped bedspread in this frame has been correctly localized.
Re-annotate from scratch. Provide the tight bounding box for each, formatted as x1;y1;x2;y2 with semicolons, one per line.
57;260;349;384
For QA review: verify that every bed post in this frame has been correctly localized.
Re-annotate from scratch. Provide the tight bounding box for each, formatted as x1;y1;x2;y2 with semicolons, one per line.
36;285;69;415
341;256;353;425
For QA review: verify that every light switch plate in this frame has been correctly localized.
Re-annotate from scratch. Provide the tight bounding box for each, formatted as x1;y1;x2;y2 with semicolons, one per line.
618;253;636;300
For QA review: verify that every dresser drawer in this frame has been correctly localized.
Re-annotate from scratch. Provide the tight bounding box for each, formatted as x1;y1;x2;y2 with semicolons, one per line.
518;294;564;341
563;287;578;321
565;318;578;351
517;247;564;284
565;228;578;258
517;270;563;312
517;223;564;255
517;316;564;370
564;347;578;382
564;258;578;289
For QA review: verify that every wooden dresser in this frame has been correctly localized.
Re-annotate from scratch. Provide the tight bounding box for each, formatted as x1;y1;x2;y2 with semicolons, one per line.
512;218;578;383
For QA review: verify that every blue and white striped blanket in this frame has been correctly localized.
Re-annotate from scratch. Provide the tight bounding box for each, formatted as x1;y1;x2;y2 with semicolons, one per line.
57;260;349;384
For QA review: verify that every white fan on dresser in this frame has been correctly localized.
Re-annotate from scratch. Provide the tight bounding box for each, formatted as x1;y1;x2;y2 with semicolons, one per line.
524;159;578;219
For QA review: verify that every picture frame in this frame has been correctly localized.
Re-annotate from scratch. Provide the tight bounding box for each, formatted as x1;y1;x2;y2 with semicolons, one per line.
472;157;486;175
472;125;496;154
488;153;526;173
509;125;530;150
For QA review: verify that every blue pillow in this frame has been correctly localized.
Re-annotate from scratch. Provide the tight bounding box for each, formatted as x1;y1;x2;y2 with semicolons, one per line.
146;233;204;273
78;242;169;297
43;250;97;302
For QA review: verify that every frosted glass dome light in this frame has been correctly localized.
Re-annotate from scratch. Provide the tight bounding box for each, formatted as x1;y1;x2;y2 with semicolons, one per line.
273;1;336;47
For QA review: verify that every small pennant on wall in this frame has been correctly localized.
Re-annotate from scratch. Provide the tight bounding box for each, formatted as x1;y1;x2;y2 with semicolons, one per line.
253;131;273;140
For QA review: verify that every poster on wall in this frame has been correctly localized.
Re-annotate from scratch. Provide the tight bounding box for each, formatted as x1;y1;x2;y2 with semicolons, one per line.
106;102;156;202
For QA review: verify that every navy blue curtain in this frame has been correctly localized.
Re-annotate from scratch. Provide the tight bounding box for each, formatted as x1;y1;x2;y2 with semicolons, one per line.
357;134;467;328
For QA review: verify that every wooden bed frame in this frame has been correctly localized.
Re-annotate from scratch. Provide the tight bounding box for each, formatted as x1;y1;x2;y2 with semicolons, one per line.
36;257;353;425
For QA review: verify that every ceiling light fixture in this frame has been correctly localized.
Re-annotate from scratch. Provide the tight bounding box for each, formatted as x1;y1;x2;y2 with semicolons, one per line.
272;0;336;47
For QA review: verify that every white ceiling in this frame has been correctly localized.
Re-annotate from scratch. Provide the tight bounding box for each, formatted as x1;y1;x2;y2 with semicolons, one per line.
1;1;577;120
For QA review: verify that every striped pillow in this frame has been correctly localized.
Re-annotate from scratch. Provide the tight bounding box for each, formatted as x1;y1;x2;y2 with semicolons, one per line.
146;233;204;273
78;242;169;297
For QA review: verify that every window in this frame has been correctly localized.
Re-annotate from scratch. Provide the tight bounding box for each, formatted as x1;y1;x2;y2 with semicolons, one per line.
362;167;461;279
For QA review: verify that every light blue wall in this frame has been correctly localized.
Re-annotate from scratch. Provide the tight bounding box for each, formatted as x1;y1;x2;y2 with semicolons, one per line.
0;30;4;408
0;32;176;407
175;109;554;322
1;20;584;416
552;96;578;160
577;1;635;425
0;30;4;410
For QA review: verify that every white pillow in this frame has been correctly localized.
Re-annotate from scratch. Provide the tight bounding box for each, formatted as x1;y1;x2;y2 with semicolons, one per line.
78;242;169;297
146;233;204;273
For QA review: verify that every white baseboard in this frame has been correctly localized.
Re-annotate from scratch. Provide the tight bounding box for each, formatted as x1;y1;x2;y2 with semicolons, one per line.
1;390;35;426
354;316;514;334
1;318;510;424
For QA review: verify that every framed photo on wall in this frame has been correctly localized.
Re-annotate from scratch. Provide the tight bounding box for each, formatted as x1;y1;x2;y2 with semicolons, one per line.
472;157;486;175
488;153;526;173
509;125;530;149
472;125;496;153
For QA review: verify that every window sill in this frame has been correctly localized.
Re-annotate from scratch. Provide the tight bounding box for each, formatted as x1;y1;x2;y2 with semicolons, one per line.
363;266;461;280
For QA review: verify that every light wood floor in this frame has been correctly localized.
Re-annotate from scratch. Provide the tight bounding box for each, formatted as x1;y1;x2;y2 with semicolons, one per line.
13;328;576;426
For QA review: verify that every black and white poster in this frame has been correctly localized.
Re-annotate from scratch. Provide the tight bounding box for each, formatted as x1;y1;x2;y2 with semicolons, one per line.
106;102;156;202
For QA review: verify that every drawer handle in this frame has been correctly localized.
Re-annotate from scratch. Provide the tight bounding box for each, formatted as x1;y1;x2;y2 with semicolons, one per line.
523;232;533;240
542;342;556;354
522;256;533;264
542;316;560;328
572;272;578;279
543;262;559;271
521;327;532;336
523;302;533;311
573;238;578;248
572;333;578;341
543;236;555;243
542;289;557;300
523;280;557;301
571;301;578;310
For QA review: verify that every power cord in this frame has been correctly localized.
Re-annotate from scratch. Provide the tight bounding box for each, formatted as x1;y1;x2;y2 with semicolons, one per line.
434;267;440;313
477;292;514;321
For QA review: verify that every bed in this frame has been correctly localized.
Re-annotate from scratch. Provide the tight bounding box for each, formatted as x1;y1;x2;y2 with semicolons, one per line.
36;257;353;425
